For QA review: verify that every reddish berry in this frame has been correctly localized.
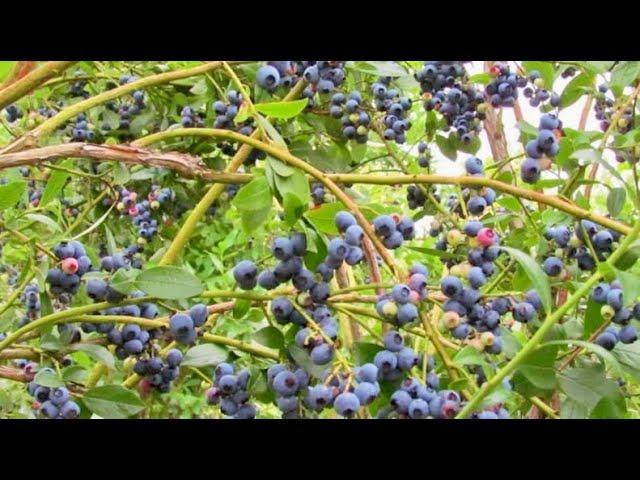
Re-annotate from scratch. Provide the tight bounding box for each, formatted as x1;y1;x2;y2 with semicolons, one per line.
476;228;496;247
61;257;79;274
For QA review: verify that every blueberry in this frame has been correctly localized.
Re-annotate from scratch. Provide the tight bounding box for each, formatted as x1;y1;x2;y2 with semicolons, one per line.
290;232;307;256
397;217;415;240
256;65;280;90
328;238;349;262
218;374;239;394
124;339;143;355
513;302;536;323
397;303;419;325
619;325;637;344
335;211;357;232
272;370;299;397
441;275;463;298
373;215;396;238
60;401;81;419
410;262;429;277
592;230;614;250
272;237;294;261
306;384;332;411
40;400;60;419
383;231;404;249
397;347;419;371
426;371;440;390
169;313;194;337
356;363;379;383
521;157;541;184
354;382;378;405
277;395;299;413
344;246;364;266
334;392;360;417
50;387;70;407
606;289;623;310
189;304;208;327
310;282;330;303
270;297;293;323
374;350;398;372
233;260;258;290
408;399;430;419
344;225;364;246
463;220;484;237
390;390;412;414
465;156;483;175
595;331;617;350
543;257;563;276
383;331;404;352
310;343;333;365
592;283;611;303
391;284;411;304
468;267;487;288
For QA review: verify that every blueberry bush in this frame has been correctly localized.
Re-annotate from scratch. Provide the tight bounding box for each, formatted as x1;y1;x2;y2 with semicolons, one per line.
0;60;639;419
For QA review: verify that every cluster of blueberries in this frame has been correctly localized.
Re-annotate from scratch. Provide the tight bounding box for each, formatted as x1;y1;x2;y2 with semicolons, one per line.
594;83;633;133
416;141;431;169
134;348;183;394
375;263;429;326
521;113;562;184
523;70;560;108
371;77;413;145
461;156;497;216
5;104;23;122
592;280;640;350
46;240;92;297
415;61;485;143
330;90;371;144
26;367;81;419
267;363;311;418
373;330;421;382
486;62;528;107
70;113;95;141
112;185;173;246
311;182;327;206
373;214;415;249
102;75;146;134
293;304;339;365
180;106;205;128
205;362;257;419
543;219;620;273
18;283;40;327
169;303;209;346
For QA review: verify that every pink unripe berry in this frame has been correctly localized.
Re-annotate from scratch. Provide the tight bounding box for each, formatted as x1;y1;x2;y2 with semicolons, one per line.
61;257;79;275
476;228;496;247
128;206;139;216
408;290;421;304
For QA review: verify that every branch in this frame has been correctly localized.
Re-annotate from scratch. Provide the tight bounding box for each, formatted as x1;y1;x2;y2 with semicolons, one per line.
0;62;37;90
0;61;228;154
0;61;76;111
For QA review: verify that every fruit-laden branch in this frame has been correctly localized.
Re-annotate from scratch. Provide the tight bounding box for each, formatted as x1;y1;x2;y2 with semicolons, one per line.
0;139;631;236
136;128;632;236
0;365;31;382
0;61;229;154
456;217;640;418
137;128;403;278
0;61;77;112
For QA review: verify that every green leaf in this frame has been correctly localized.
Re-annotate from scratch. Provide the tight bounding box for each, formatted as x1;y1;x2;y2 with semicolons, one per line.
181;343;228;367
575;61;615;74
468;73;491;85
584;299;604;338
614;268;640;306
83;385;145;419
453;346;485;366
282;192;305;226
135;266;203;299
500;246;552;313
348;61;407;77
558;363;620;411
109;268;141;294
41;161;73;205
61;365;87;384
0;181;26;210
70;344;115;370
255;113;287;148
252;326;284;351
353;342;384;365
33;369;65;388
435;134;457;160
606;187;626;217
559;72;594;109
614;239;640;271
612;341;640;381
273;167;310;210
232;176;273;212
266;157;294;177
516;345;558;390
522;61;555;90
287;344;327;378
254;98;308;119
304;202;379;235
102;110;121;130
232;298;250;319
561;398;589;419
24;213;61;232
610;61;640;91
540;340;623;377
